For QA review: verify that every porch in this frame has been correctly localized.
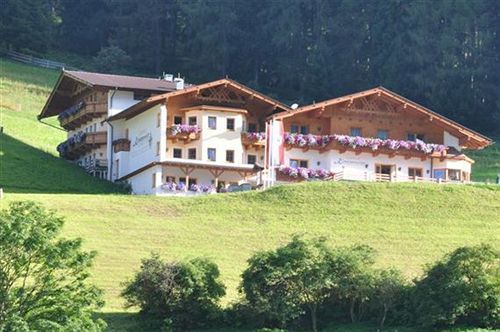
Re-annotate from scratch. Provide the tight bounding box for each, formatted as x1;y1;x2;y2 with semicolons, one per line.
155;159;263;195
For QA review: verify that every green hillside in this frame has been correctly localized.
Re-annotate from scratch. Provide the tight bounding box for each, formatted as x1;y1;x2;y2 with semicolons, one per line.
1;58;499;331
0;58;122;193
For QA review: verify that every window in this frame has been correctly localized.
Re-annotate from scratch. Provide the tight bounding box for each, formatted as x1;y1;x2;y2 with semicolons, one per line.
115;159;119;178
156;142;160;156
125;128;129;139
247;154;257;165
173;148;182;158
377;129;389;140
248;123;257;132
408;167;423;178
208;116;217;129
179;177;186;185
290;124;299;134
208;148;216;161
407;133;425;142
166;176;175;183
188;116;197;126
188;148;196;160
290;159;308;168
227;118;235;131
226;150;234;163
152;173;157;188
300;125;309;135
448;169;461;181
174;116;183;125
93;123;97;132
350;127;362;137
376;164;393;175
433;169;446;180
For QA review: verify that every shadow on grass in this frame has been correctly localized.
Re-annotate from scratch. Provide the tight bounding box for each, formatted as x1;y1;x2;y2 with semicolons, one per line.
95;312;248;332
0;133;124;194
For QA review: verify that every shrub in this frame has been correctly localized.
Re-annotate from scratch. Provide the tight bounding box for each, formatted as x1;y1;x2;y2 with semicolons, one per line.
412;244;500;328
122;254;226;329
240;237;380;332
0;201;105;331
371;268;407;327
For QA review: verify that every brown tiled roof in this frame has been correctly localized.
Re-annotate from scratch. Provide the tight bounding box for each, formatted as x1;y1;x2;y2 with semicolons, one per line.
39;70;184;119
64;70;180;91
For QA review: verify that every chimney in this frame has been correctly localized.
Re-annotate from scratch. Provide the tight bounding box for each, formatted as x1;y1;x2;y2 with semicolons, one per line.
163;73;174;82
174;77;184;90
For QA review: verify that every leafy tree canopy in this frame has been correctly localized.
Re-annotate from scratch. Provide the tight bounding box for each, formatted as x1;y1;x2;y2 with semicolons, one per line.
0;201;105;331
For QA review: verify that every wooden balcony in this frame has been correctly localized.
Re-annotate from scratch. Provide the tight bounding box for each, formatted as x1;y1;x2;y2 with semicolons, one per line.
59;102;107;130
113;138;131;153
59;131;107;160
166;126;201;142
241;132;266;148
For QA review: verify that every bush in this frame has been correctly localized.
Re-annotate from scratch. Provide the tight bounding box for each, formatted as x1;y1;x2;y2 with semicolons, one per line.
0;201;105;331
370;268;407;327
412;244;500;328
122;254;226;329
240;237;381;332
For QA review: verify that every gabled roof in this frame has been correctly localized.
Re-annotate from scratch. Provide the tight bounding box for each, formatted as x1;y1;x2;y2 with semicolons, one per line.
107;78;290;121
63;70;180;91
38;70;180;119
272;86;492;149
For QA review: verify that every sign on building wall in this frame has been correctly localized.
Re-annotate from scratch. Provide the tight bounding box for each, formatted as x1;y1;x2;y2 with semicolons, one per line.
132;129;152;155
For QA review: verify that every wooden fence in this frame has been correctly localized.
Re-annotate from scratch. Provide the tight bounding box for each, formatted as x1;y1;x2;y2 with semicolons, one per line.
6;50;79;70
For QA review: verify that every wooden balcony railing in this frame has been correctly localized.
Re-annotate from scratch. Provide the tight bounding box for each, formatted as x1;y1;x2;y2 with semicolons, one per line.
57;131;107;160
113;138;131;153
241;132;266;148
59;102;107;130
166;125;201;142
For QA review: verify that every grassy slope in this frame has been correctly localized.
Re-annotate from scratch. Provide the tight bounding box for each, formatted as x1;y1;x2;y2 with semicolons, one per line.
0;58;122;193
0;58;499;331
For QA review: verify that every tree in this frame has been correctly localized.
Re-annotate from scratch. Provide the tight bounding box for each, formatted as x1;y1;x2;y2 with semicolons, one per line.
0;201;105;331
372;268;407;327
121;254;225;329
94;45;132;74
241;237;379;332
0;0;57;53
412;244;500;328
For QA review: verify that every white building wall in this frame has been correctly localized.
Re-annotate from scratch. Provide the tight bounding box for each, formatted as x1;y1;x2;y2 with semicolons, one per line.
128;165;162;195
444;131;461;151
122;105;162;176
283;148;434;180
108;90;139;116
199;111;245;164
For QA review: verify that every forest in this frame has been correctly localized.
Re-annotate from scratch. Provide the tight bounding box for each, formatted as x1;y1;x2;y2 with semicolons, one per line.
1;0;499;135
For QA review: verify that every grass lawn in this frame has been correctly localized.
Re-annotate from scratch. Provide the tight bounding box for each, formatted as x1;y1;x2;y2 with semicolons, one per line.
1;58;499;331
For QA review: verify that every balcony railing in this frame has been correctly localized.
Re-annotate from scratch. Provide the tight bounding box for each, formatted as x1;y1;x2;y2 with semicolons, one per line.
57;131;107;159
112;138;131;153
241;132;266;148
166;125;201;142
283;133;447;156
58;101;107;130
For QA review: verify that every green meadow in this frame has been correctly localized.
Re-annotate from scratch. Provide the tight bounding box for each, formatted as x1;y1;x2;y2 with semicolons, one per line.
0;58;499;331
